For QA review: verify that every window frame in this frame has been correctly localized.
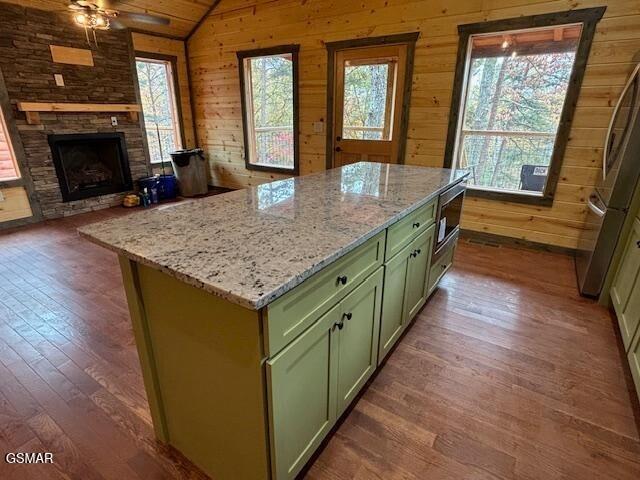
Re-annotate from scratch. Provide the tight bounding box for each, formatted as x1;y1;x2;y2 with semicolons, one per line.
0;66;41;225
237;44;300;175
135;52;185;165
443;7;606;206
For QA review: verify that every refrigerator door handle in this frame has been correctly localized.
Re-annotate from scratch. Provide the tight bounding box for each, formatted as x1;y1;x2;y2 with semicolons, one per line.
603;63;640;181
587;194;606;218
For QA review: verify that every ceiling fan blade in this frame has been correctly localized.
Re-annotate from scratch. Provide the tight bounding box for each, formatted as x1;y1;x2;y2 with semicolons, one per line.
108;18;128;30
116;11;170;26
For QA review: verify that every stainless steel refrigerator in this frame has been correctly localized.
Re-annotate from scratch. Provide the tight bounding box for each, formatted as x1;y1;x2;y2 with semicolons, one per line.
576;62;640;297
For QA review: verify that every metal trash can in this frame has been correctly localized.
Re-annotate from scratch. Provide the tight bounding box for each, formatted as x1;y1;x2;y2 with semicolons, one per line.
170;148;208;197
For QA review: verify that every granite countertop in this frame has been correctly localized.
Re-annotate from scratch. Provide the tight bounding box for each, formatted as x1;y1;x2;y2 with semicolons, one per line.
79;162;468;310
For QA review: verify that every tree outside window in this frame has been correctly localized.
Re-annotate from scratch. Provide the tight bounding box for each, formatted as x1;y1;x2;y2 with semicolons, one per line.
136;58;182;164
454;24;582;196
238;45;300;174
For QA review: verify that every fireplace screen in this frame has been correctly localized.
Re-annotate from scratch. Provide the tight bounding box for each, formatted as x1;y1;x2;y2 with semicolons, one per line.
48;133;133;202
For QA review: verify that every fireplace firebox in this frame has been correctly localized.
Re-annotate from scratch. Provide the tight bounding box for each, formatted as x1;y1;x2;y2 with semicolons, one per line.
48;133;133;202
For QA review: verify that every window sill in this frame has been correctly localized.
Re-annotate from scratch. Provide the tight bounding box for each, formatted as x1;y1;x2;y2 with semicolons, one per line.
0;178;24;188
246;162;298;175
466;187;553;206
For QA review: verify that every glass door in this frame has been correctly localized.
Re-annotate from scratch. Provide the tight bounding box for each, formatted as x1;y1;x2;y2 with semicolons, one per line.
332;45;407;167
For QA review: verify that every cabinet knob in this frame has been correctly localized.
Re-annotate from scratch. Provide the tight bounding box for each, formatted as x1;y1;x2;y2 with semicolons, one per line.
337;275;348;285
413;222;420;228
343;312;353;321
416;249;421;255
333;320;344;331
410;251;416;258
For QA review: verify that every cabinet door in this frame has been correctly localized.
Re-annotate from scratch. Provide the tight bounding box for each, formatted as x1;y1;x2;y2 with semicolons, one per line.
628;327;640;404
378;242;412;363
336;268;383;416
611;219;640;349
405;225;435;321
266;303;340;480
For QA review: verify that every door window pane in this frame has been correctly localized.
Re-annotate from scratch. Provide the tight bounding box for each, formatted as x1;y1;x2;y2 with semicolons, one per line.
136;58;182;164
454;24;582;195
342;62;393;140
242;53;295;170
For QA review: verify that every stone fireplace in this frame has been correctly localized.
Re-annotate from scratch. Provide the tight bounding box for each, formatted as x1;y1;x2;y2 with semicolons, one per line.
0;3;150;219
48;133;133;202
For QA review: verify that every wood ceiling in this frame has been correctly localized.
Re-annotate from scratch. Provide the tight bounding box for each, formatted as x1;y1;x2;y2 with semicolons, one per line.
3;0;219;38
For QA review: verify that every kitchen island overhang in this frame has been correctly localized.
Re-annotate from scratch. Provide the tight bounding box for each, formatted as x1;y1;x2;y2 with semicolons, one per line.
79;162;468;480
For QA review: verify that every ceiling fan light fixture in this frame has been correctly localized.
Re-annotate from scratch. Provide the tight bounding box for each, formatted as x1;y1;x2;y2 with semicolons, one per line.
74;13;87;25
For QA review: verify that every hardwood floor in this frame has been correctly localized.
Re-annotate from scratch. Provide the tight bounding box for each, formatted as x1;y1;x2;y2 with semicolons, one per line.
0;209;639;479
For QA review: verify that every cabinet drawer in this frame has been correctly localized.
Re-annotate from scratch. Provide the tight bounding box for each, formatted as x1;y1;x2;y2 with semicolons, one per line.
385;199;436;261
265;231;386;357
427;235;457;294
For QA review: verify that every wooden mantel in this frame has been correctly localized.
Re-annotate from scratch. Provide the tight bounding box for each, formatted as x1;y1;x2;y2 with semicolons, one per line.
17;102;142;124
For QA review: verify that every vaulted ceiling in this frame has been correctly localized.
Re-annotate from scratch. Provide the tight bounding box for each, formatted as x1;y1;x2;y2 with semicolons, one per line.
3;0;219;38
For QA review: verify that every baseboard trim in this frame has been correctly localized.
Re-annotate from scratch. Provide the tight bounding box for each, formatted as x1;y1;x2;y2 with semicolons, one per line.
460;229;576;256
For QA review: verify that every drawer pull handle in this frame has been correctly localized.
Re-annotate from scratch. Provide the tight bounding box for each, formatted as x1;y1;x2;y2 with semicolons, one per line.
413;222;420;228
337;275;348;285
343;312;353;321
333;319;344;331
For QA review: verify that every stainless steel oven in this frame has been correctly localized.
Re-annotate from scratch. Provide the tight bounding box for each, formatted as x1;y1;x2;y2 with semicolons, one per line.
434;182;465;257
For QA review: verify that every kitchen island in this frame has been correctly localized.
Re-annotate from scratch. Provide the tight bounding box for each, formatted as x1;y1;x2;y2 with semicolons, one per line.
79;162;467;480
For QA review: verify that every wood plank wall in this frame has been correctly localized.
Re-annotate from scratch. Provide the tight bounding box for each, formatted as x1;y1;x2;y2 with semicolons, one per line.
188;0;640;248
0;187;33;223
132;33;196;149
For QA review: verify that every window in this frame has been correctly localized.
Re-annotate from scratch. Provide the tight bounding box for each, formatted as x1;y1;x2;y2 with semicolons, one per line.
342;61;395;140
136;56;183;164
0;107;19;180
238;45;299;174
444;8;605;204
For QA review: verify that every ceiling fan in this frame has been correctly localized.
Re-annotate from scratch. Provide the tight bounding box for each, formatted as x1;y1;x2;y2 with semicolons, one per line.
68;1;170;45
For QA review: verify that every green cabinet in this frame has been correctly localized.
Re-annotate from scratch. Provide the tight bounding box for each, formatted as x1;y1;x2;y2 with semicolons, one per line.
405;226;435;320
611;219;640;350
628;327;640;403
267;268;383;480
379;241;412;361
379;225;435;363
267;302;339;480
336;268;383;415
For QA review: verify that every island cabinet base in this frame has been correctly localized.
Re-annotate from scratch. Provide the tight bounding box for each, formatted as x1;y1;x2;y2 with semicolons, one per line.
115;196;462;480
119;256;271;480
